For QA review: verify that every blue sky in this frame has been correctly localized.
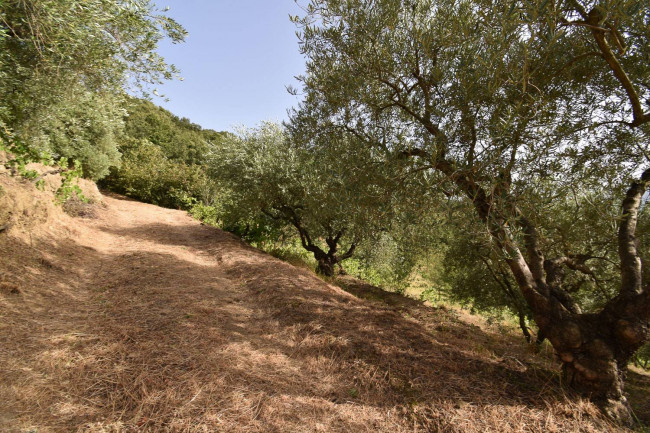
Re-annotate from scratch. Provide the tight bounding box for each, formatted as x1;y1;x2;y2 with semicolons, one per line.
154;1;307;132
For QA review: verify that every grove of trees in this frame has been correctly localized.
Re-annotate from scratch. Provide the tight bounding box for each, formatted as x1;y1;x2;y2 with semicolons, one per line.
2;0;649;426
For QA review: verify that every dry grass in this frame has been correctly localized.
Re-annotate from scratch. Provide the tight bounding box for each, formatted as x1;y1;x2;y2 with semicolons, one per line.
62;196;103;219
0;176;647;432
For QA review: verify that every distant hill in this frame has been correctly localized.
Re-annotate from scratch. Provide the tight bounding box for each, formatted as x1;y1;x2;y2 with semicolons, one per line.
122;98;229;165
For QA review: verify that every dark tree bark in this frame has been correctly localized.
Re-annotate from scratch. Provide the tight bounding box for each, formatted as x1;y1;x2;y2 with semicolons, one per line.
315;253;337;277
263;206;357;277
415;147;649;424
313;233;357;277
498;169;650;425
517;310;532;344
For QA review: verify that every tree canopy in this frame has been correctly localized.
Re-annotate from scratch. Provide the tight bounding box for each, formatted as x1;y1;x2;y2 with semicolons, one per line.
208;122;407;276
290;0;650;423
0;0;186;177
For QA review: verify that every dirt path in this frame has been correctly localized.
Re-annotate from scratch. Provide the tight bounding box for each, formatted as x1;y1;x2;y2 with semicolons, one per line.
1;191;645;432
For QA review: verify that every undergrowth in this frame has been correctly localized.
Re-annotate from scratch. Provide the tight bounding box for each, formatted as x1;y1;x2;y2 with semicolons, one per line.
1;126;85;204
185;197;650;375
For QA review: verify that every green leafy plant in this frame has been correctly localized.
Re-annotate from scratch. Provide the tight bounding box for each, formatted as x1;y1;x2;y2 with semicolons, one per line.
1;126;84;203
55;158;85;204
1;126;52;180
0;0;187;181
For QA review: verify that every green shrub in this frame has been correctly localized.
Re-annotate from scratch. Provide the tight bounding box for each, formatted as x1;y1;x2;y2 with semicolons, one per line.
188;202;223;227
635;343;650;370
104;139;213;209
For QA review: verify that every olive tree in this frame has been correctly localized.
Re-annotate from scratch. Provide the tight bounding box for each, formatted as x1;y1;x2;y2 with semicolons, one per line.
291;0;650;423
209;122;397;276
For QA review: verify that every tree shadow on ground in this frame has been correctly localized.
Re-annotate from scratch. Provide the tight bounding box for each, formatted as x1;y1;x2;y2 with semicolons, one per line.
91;217;641;431
2;205;645;432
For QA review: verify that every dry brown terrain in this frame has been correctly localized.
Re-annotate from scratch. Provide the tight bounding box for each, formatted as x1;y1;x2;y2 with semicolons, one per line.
1;174;648;432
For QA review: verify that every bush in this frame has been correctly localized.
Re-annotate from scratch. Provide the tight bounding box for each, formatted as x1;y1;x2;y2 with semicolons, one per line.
103;138;214;209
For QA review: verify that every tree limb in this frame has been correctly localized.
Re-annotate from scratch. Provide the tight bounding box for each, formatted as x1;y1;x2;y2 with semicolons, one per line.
516;212;546;284
338;241;357;261
586;8;650;127
618;167;650;295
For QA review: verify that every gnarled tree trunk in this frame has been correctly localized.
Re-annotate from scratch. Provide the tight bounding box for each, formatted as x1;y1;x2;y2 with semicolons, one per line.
433;155;649;424
500;168;650;425
315;253;337;276
288;217;357;277
544;311;643;424
264;206;358;277
312;234;357;276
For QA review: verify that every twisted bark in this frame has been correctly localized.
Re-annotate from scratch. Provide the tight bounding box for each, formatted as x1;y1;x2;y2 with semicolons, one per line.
450;164;650;425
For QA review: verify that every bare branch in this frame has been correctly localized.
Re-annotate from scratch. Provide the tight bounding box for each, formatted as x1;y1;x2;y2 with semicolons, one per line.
338;242;357;261
618;168;650;295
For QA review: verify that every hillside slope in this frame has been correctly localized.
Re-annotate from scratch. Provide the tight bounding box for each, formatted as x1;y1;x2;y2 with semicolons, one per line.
0;175;647;432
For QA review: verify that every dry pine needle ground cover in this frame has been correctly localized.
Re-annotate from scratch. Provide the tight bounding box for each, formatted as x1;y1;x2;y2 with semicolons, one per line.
0;173;648;432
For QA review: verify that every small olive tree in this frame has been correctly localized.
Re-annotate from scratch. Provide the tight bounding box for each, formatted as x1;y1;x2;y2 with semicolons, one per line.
208;122;397;276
